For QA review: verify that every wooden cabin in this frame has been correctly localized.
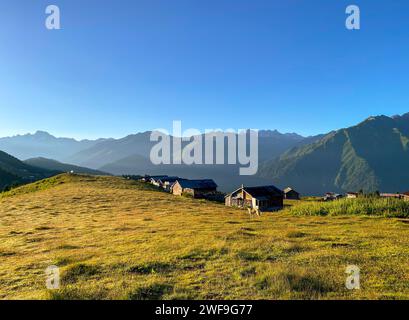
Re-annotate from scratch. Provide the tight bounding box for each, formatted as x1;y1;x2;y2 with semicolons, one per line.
402;192;409;202
149;175;170;186
172;179;218;198
139;175;154;182
139;175;169;183
157;177;182;192
346;192;359;199
324;192;343;201
380;193;404;199
283;187;300;200
225;185;284;211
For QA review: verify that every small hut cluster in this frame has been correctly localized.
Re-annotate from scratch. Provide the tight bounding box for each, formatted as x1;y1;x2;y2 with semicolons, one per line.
323;190;409;201
380;192;409;201
136;175;220;200
126;174;409;209
130;175;303;212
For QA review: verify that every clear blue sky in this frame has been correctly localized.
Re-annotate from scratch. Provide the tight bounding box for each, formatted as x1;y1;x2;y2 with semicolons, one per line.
1;0;409;139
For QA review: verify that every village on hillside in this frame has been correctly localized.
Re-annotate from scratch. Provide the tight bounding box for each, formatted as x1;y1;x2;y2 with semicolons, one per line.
123;174;409;213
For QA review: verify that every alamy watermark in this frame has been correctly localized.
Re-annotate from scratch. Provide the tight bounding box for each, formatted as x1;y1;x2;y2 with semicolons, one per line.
345;265;360;290
346;5;360;30
45;265;60;290
44;5;359;31
150;121;258;175
45;5;61;30
44;264;361;291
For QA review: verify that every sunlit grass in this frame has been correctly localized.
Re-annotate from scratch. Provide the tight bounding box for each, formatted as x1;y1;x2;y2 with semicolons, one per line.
287;197;409;218
0;174;408;300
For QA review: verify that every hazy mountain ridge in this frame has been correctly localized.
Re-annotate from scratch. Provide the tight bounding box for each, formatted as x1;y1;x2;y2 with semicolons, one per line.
66;130;310;168
4;114;409;194
66;132;154;169
0;129;308;191
76;130;316;191
0;131;109;162
259;114;409;195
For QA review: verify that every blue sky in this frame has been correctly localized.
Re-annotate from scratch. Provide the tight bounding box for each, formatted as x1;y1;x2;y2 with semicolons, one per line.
1;0;409;139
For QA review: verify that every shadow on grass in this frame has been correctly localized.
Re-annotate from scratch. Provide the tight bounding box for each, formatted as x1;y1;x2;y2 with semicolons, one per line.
286;231;307;238
127;262;174;275
62;263;102;284
48;286;109;300
127;283;174;300
236;251;263;261
255;272;334;298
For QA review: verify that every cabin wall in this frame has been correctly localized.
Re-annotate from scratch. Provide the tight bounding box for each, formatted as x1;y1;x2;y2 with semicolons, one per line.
227;191;252;208
184;188;195;196
192;188;217;199
285;191;300;200
172;183;183;196
225;189;284;210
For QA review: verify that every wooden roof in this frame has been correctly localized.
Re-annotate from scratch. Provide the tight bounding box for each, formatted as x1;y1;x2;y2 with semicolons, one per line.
284;187;298;194
157;177;180;184
227;185;283;199
176;179;218;190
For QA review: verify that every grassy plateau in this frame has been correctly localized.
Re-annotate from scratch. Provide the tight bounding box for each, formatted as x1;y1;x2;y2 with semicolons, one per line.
0;174;408;300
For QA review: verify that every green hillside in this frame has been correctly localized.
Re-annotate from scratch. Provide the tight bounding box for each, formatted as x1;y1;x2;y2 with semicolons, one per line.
24;157;109;176
0;151;57;190
0;167;20;191
259;114;409;195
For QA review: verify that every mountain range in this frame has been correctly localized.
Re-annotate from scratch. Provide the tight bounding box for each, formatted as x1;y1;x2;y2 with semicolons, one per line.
0;131;109;162
0;129;316;191
2;113;409;194
258;113;409;195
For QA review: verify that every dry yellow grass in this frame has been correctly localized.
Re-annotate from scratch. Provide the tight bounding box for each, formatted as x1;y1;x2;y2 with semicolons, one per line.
0;174;408;300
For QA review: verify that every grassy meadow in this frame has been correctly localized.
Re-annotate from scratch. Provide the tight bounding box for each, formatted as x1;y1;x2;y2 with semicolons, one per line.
287;197;409;218
0;174;409;300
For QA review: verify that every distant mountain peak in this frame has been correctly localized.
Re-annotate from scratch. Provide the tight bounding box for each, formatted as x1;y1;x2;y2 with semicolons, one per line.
363;115;390;121
392;112;409;120
34;130;53;137
0;131;105;162
362;112;409;123
258;130;304;139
